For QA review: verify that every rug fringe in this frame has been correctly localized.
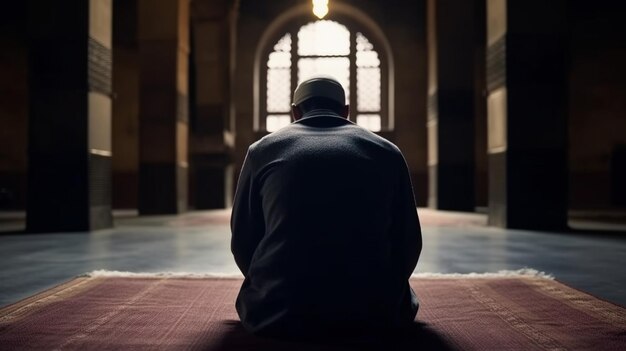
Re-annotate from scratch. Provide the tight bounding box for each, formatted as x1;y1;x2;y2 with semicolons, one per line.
83;268;553;280
411;268;554;279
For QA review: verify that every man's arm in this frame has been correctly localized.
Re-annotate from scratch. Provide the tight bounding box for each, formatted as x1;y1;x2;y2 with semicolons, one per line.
231;148;265;276
392;154;423;279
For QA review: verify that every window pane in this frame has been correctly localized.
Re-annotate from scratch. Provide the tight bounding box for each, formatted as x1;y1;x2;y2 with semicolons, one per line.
267;114;291;132
356;32;374;51
267;33;292;114
356;51;380;68
357;67;381;112
298;20;350;56
267;68;291;113
274;33;291;52
268;33;291;69
298;57;350;103
268;51;291;68
356;114;381;132
356;33;380;68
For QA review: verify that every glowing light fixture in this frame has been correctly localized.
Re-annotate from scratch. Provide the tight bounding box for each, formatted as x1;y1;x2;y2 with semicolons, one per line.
312;0;329;19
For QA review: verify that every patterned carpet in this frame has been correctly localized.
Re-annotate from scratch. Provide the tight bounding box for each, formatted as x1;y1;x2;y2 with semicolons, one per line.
1;274;624;350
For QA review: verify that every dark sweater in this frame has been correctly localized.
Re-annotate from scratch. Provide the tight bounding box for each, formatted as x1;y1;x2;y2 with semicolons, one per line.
231;110;422;337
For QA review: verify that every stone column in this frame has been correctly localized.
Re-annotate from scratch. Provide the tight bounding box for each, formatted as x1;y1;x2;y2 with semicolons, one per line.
0;2;29;211
188;0;236;209
112;0;140;209
138;0;190;214
486;0;568;229
427;0;478;211
27;0;113;232
473;0;488;210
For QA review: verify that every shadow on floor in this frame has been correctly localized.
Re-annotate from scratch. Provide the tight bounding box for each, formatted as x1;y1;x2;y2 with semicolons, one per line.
202;320;459;351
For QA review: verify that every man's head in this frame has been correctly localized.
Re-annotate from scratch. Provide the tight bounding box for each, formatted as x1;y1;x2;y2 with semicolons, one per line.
291;76;349;120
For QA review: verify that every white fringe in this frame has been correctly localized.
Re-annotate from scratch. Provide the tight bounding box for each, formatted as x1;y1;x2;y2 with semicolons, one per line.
411;268;554;279
83;268;553;280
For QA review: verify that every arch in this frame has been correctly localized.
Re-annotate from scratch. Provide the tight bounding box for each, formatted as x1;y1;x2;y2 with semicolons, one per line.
253;2;395;131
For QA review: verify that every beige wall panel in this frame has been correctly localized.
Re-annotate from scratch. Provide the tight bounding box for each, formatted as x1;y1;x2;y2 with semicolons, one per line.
427;120;437;166
88;92;112;153
487;0;506;46
89;0;112;47
427;0;437;97
178;0;190;52
177;49;189;95
487;87;507;153
176;121;188;165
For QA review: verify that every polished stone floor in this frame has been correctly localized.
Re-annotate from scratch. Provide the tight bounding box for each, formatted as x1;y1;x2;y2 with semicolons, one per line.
1;208;625;308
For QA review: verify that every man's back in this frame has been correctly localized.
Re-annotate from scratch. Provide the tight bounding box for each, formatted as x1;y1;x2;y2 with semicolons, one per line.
231;111;422;337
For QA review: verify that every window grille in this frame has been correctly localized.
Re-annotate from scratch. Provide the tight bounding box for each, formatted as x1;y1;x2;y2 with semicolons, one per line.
264;20;385;133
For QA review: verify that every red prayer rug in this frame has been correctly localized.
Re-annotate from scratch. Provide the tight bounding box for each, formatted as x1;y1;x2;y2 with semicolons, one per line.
1;271;624;350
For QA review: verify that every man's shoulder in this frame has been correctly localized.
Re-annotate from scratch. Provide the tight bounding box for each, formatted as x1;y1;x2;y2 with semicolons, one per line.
248;126;296;151
249;122;405;159
364;129;402;153
345;125;404;158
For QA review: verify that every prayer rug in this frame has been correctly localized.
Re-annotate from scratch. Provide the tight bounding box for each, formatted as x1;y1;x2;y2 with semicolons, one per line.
0;271;624;350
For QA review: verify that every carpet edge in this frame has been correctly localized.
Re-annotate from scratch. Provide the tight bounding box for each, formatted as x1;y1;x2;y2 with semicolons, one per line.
411;268;554;280
83;270;245;279
81;268;553;280
0;277;92;320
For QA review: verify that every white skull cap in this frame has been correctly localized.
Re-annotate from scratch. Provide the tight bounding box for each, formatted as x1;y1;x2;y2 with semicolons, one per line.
292;75;346;106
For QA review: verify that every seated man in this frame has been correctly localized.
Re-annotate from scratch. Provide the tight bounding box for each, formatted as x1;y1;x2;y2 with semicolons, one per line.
231;76;422;338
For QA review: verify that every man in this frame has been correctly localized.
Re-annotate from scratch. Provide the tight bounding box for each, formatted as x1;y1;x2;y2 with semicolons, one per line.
231;76;422;338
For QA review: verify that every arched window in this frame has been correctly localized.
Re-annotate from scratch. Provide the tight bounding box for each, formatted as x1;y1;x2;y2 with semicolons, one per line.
262;19;386;133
